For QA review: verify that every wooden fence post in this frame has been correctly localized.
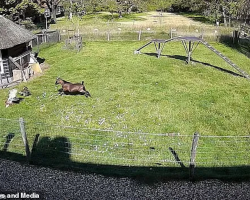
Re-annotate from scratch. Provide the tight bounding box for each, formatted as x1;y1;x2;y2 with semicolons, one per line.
189;132;199;181
19;118;31;162
170;28;176;39
138;30;142;41
107;31;110;41
233;30;240;45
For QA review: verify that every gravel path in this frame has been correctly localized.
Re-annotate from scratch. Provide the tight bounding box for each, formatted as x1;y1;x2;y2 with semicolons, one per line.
1;159;250;200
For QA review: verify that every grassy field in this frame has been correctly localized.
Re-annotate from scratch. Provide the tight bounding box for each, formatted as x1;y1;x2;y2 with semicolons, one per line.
51;12;234;42
1;13;250;176
1;41;250;135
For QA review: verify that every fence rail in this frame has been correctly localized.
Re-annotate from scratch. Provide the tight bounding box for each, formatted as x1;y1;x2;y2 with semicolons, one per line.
1;118;250;179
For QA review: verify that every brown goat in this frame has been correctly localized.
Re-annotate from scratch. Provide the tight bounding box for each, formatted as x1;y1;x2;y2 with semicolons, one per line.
55;78;91;97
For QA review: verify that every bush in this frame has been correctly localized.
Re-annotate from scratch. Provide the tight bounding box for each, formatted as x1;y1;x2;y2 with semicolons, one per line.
20;20;36;30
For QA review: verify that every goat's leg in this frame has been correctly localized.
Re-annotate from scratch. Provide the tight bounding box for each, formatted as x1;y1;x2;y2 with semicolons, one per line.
59;90;65;95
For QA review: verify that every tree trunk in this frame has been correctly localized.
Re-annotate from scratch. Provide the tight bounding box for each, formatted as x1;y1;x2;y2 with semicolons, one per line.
119;10;122;18
128;5;134;14
222;6;227;27
228;15;231;27
69;0;73;21
51;4;57;23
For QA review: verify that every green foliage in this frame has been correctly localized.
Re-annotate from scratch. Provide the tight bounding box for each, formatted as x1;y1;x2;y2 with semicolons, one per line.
0;0;43;21
172;0;250;26
14;0;42;16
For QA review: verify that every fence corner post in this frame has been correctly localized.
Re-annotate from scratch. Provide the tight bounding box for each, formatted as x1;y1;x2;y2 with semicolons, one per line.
189;132;199;181
19;117;31;163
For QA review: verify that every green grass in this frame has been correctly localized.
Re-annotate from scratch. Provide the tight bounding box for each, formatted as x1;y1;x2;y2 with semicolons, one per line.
1;41;250;172
2;41;250;134
180;12;216;25
53;12;147;32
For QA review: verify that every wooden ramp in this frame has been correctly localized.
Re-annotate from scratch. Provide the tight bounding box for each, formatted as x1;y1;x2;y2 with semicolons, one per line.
135;37;250;80
201;40;250;79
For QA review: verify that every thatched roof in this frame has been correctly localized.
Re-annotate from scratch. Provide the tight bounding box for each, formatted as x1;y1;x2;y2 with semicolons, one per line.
0;15;36;49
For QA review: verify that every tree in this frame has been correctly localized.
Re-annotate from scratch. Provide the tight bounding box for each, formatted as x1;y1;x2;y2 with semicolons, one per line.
0;0;42;22
104;0;118;19
44;0;62;23
148;0;174;14
237;0;250;24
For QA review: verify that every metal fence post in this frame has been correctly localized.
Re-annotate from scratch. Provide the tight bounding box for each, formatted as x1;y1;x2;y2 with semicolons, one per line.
19;118;31;162
189;132;199;181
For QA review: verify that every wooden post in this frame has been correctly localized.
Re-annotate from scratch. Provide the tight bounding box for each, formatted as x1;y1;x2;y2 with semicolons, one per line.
58;30;61;42
138;30;142;41
189;132;199;181
20;58;27;82
19;118;31;162
170;28;176;39
107;31;110;41
20;63;24;81
233;30;239;45
36;36;40;52
187;41;192;64
0;69;2;85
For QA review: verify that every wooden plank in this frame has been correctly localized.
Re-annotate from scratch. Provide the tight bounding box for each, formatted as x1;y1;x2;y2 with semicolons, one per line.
0;79;22;88
9;56;22;70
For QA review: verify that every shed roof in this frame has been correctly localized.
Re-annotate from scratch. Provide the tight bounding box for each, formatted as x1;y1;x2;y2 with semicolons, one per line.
0;15;36;49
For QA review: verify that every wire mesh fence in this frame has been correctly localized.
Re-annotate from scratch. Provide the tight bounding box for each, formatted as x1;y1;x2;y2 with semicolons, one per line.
32;30;61;47
31;25;235;45
58;26;231;42
26;121;192;167
1;118;250;170
197;135;250;167
0;118;26;157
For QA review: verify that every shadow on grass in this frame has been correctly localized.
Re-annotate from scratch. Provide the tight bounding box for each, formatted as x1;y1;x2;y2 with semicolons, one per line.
1;134;250;183
143;53;245;78
178;12;215;25
219;35;250;59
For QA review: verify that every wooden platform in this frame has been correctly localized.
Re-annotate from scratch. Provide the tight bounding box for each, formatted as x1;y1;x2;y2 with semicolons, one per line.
135;36;250;80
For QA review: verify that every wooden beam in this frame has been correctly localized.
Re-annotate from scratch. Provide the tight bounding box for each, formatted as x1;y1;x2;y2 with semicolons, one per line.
9;56;22;70
0;79;22;88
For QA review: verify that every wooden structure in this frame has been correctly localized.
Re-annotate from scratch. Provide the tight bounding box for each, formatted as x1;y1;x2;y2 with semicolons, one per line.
64;35;83;52
0;15;36;88
134;36;250;80
240;24;250;37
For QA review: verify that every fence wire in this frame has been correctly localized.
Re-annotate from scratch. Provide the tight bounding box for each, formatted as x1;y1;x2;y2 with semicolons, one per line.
196;135;250;167
30;26;234;45
0;118;26;157
1;118;250;168
26;121;192;167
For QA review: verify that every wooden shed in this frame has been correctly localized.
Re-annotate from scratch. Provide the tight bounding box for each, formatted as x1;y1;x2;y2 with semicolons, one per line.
0;15;36;86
